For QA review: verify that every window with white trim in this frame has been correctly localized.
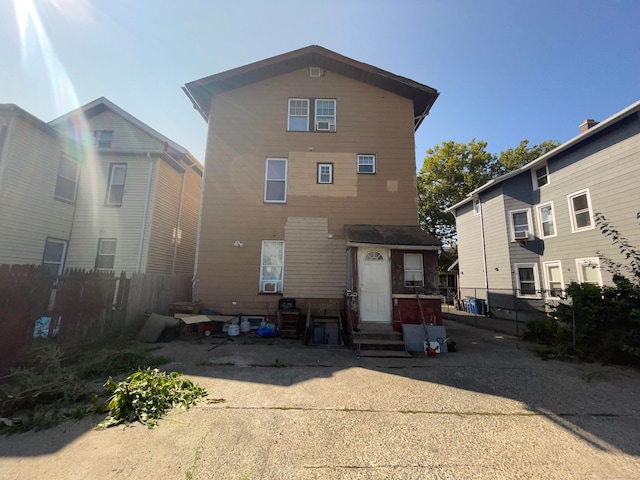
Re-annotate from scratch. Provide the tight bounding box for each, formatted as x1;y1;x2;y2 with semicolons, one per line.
93;130;113;148
568;189;594;232
576;257;602;286
260;240;284;293
96;238;117;270
404;254;424;287
543;261;563;297
317;163;333;184
43;238;67;275
532;164;549;189
509;209;532;241
264;158;287;203
288;99;309;131
357;154;376;174
537;202;556;238
106;163;127;206
514;263;540;298
54;154;80;203
315;99;336;131
473;198;480;215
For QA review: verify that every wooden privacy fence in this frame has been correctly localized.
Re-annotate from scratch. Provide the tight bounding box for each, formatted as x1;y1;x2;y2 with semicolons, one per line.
0;265;192;368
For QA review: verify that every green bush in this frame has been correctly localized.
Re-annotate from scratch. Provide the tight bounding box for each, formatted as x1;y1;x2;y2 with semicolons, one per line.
523;318;569;345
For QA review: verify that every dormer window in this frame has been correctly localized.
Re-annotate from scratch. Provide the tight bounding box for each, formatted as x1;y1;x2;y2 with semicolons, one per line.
94;130;113;148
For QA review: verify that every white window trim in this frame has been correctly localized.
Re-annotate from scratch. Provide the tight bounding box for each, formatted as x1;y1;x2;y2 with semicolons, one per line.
260;240;285;293
264;158;288;203
357;154;376;174
536;201;557;239
404;253;424;287
567;189;595;233
576;257;603;286
106;163;127;206
532;163;549;190
542;261;564;298
317;163;333;184
509;208;533;241
314;99;336;132
514;262;541;298
287;98;309;132
96;238;117;270
43;238;68;276
54;154;80;203
473;198;481;216
94;130;113;148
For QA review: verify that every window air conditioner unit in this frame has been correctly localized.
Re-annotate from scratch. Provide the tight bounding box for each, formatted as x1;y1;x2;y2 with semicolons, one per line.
514;230;529;241
316;121;332;131
262;281;279;293
309;67;324;77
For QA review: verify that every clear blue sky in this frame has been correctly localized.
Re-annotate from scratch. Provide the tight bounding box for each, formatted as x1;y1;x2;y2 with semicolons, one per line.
1;0;638;168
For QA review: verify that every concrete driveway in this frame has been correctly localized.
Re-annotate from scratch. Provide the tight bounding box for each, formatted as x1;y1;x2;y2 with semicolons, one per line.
1;320;639;479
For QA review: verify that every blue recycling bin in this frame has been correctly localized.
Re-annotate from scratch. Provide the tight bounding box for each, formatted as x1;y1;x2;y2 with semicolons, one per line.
467;298;486;315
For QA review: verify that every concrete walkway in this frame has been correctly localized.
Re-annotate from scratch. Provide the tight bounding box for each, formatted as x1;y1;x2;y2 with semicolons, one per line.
1;320;639;479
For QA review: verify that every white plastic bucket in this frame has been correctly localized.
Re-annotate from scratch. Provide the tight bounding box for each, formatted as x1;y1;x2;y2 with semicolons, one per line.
240;319;251;333
228;324;240;336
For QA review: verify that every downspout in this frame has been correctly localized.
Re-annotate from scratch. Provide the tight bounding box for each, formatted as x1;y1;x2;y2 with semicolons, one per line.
478;197;490;307
171;166;186;274
137;153;154;273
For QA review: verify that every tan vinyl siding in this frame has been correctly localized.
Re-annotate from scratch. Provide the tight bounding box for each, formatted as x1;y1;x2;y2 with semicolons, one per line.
283;217;345;298
65;155;153;273
172;165;201;275
195;67;420;311
0;113;75;267
86;110;162;152
146;160;183;274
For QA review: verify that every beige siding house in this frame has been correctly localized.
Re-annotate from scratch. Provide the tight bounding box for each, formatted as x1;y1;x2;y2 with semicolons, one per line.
447;100;640;320
49;98;203;275
184;46;442;331
0;105;80;274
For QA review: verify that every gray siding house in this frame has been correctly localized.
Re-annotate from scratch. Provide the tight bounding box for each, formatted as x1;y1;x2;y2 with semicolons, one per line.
447;100;640;319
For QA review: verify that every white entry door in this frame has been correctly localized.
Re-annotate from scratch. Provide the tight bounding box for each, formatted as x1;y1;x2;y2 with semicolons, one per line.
358;247;391;323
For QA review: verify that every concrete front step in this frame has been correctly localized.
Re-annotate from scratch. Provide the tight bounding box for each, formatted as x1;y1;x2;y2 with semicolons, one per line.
355;349;412;358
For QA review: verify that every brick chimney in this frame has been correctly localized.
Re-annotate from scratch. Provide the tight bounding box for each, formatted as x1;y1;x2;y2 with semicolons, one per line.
579;119;598;133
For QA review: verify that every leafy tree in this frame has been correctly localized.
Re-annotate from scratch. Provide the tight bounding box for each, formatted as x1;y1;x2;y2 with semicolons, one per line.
418;138;559;244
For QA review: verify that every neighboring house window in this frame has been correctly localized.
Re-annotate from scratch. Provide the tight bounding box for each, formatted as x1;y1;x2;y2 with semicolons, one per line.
576;257;602;286
404;254;424;287
315;99;336;131
514;263;540;298
473;198;480;215
54;154;80;203
96;238;117;269
106;163;127;206
568;189;594;232
532;164;549;189
543;261;564;297
260;240;284;293
264;158;287;203
317;163;333;184
357;154;376;174
288;99;309;131
509;209;532;241
537;202;556;238
42;238;67;276
94;130;113;148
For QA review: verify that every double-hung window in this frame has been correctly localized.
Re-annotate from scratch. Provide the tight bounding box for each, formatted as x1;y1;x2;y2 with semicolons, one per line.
532;164;549;189
96;238;117;269
43;238;68;275
357;154;376;174
317;163;333;184
288;99;309;131
260;240;284;293
54;155;80;203
264;158;287;203
94;130;113;148
315;99;336;131
514;263;540;298
568;189;594;232
509;209;532;241
576;257;602;286
537;202;556;238
543;261;564;297
106;163;127;206
404;254;424;287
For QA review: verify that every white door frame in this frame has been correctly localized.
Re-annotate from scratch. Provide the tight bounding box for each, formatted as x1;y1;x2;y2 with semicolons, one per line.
357;246;391;323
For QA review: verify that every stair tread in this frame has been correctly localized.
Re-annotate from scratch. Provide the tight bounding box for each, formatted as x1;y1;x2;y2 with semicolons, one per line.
356;350;412;358
353;339;405;345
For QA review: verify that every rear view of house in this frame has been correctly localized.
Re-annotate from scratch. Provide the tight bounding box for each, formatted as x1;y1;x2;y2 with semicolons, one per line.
183;45;442;332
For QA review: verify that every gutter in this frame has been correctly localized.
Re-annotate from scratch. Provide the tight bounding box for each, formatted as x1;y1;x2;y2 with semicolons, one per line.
182;86;209;123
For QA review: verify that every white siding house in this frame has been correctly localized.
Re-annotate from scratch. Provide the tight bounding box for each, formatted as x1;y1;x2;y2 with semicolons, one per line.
447;100;640;320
